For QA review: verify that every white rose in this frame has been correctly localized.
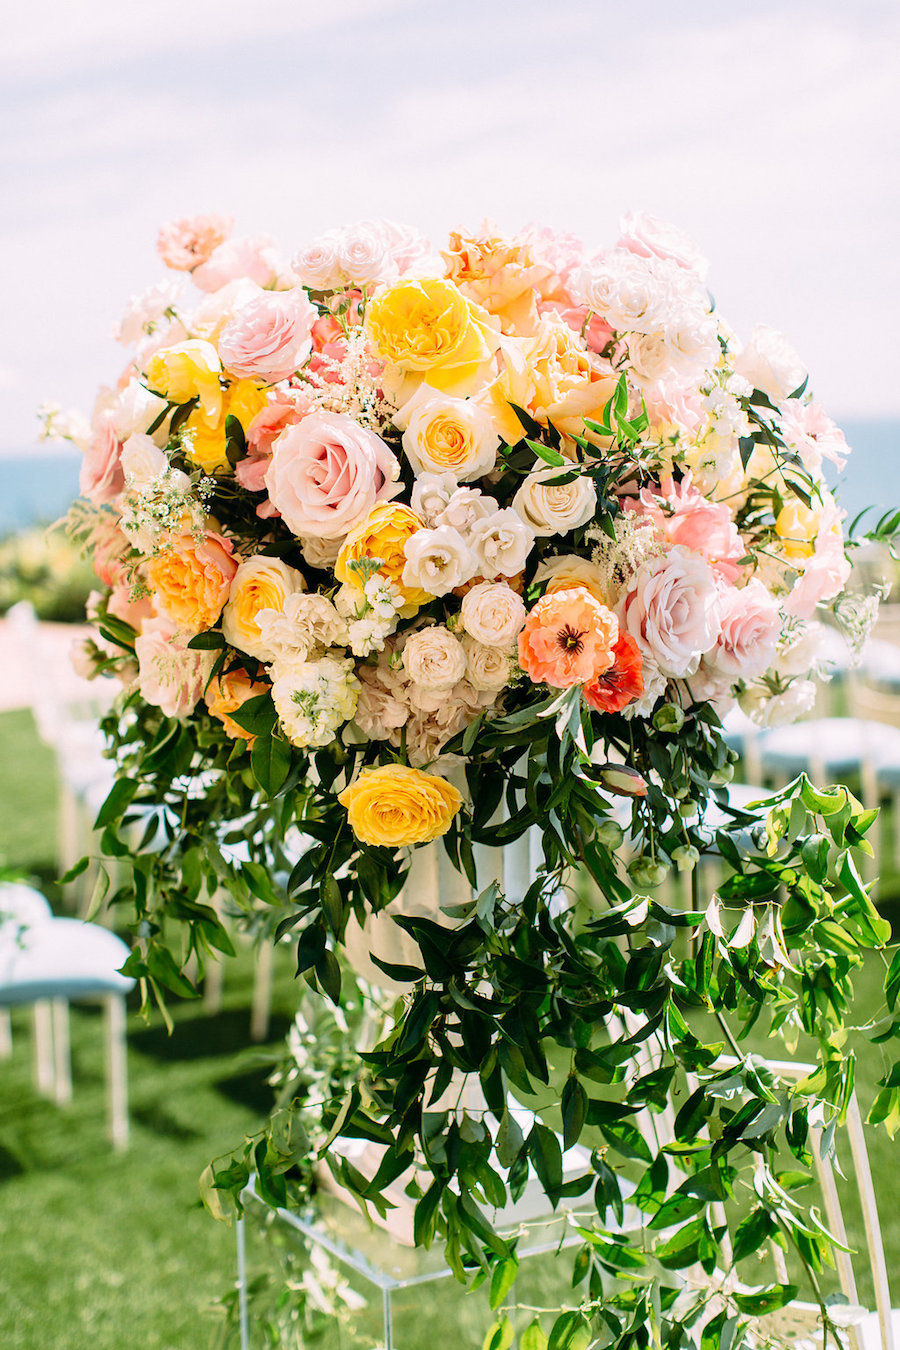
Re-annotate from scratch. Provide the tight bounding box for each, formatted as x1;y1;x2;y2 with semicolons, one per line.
402;627;467;691
469;509;535;578
402;526;479;597
734;325;806;401
221;555;307;661
574;251;674;334
292;232;344;291
435;486;496;537
626;331;676;383
337;222;392;286
460;581;526;648
664;303;718;374
622;546;720;678
513;466;596;535
410;471;457;524
112;380;168;441
462;634;513;692
396;385;501;482
120;434;171;489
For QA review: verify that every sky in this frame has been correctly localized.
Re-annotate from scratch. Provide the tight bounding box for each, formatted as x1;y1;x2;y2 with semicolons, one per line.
2;0;898;457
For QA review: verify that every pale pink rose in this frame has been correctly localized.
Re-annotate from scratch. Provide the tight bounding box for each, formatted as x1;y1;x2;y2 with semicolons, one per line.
134;616;215;719
782;505;851;619
643;379;705;439
617;211;709;280
264;411;400;539
157;214;233;271
336;222;391;286
621;546;720;678
778;400;849;474
80;410;124;504
108;576;155;632
626;476;747;583
292;232;344;291
236;391;313;497
378;218;433;274
86;516;131;586
218;289;316;384
704;579;781;680
734;325;806;401
191;235;280;293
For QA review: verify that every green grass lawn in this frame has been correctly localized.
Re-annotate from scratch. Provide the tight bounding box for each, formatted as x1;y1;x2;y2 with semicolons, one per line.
1;706;898;1348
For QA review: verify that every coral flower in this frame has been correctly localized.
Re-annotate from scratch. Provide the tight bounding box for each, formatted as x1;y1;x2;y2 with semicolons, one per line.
583;632;645;713
518;586;618;688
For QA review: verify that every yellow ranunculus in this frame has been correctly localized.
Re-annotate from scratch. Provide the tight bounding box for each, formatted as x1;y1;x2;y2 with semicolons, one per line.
144;339;223;423
185;379;269;473
338;764;462;846
365;278;498;395
775;499;822;561
334;502;429;611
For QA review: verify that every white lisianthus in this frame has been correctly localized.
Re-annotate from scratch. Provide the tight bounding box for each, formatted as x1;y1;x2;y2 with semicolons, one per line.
396;386;501;481
461;634;514;692
513;466;596;535
469;509;535;578
116;278;185;346
402;626;468;690
270;654;359;748
410;471;457;524
256;593;348;661
734;325;806;401
402;526;479;597
460;581;526;648
739;678;816;728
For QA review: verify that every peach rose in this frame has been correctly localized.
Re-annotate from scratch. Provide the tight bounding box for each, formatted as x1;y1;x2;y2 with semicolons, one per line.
157;214;233;271
206;668;271;742
265;412;400;540
218;289;316;385
147;531;238;634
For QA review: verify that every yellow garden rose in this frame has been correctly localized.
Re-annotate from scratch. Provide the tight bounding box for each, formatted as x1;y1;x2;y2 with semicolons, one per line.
147;531;238;634
533;554;608;605
334;502;429;611
145;339;223;423
489;320;616;443
365;278;498;396
185;379;269;473
338;764;462;846
775;499;822;561
221;554;306;660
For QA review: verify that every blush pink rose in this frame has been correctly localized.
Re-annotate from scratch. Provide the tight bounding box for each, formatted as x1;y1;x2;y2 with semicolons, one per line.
191;235;280;293
538;301;614;354
80;410;125;504
643;379;705;439
157;214;233;271
107;575;155;632
704;579;781;681
218;289;316;384
265;411;401;540
622;546;720;678
236;390;314;497
134;615;215;719
617;211;709;280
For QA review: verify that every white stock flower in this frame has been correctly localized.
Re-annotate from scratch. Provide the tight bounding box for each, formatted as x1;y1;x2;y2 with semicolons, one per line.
347;615;397;656
469;509;535;579
256;592;348;661
402;526;479;597
513;466;597;535
402;626;468;690
270;654;359;748
460;581;526;647
734;325;806;401
462;634;514;692
363;574;404;618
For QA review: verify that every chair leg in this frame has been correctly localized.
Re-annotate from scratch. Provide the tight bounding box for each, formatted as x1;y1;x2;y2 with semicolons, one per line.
51;998;72;1105
32;1001;55;1096
0;1009;12;1058
105;994;129;1150
250;941;273;1043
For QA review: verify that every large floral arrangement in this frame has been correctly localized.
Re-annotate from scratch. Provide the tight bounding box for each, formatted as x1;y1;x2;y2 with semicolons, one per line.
58;211;898;1348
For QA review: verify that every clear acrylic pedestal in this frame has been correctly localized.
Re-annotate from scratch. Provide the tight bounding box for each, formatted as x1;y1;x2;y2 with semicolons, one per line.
234;1178;585;1350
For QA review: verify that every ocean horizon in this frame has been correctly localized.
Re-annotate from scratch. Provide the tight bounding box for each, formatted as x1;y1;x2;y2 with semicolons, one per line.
2;418;898;538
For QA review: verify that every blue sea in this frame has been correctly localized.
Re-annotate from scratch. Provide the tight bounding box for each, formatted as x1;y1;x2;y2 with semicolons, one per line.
1;419;898;536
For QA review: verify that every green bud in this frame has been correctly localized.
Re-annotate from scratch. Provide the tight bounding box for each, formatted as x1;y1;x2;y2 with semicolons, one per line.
711;762;735;784
628;857;669;888
671;844;700;872
678;800;699;818
595;820;625;849
653;704;685;734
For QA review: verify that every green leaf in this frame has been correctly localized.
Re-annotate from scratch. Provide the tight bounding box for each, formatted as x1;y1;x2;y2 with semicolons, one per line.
414;1181;443;1248
521;1320;549;1350
561;1076;587;1150
93;777;138;829
732;1285;799;1314
489;1256;519;1311
733;1206;776;1262
482;1317;514;1350
529;1124;563;1199
314;949;342;1005
526;437;566;468
230;693;278;738
146;944;198;999
495;1108;525;1169
547;1311;591;1350
250;732;291;796
648;1192;706;1231
886;948;900;1011
186;630;225;649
